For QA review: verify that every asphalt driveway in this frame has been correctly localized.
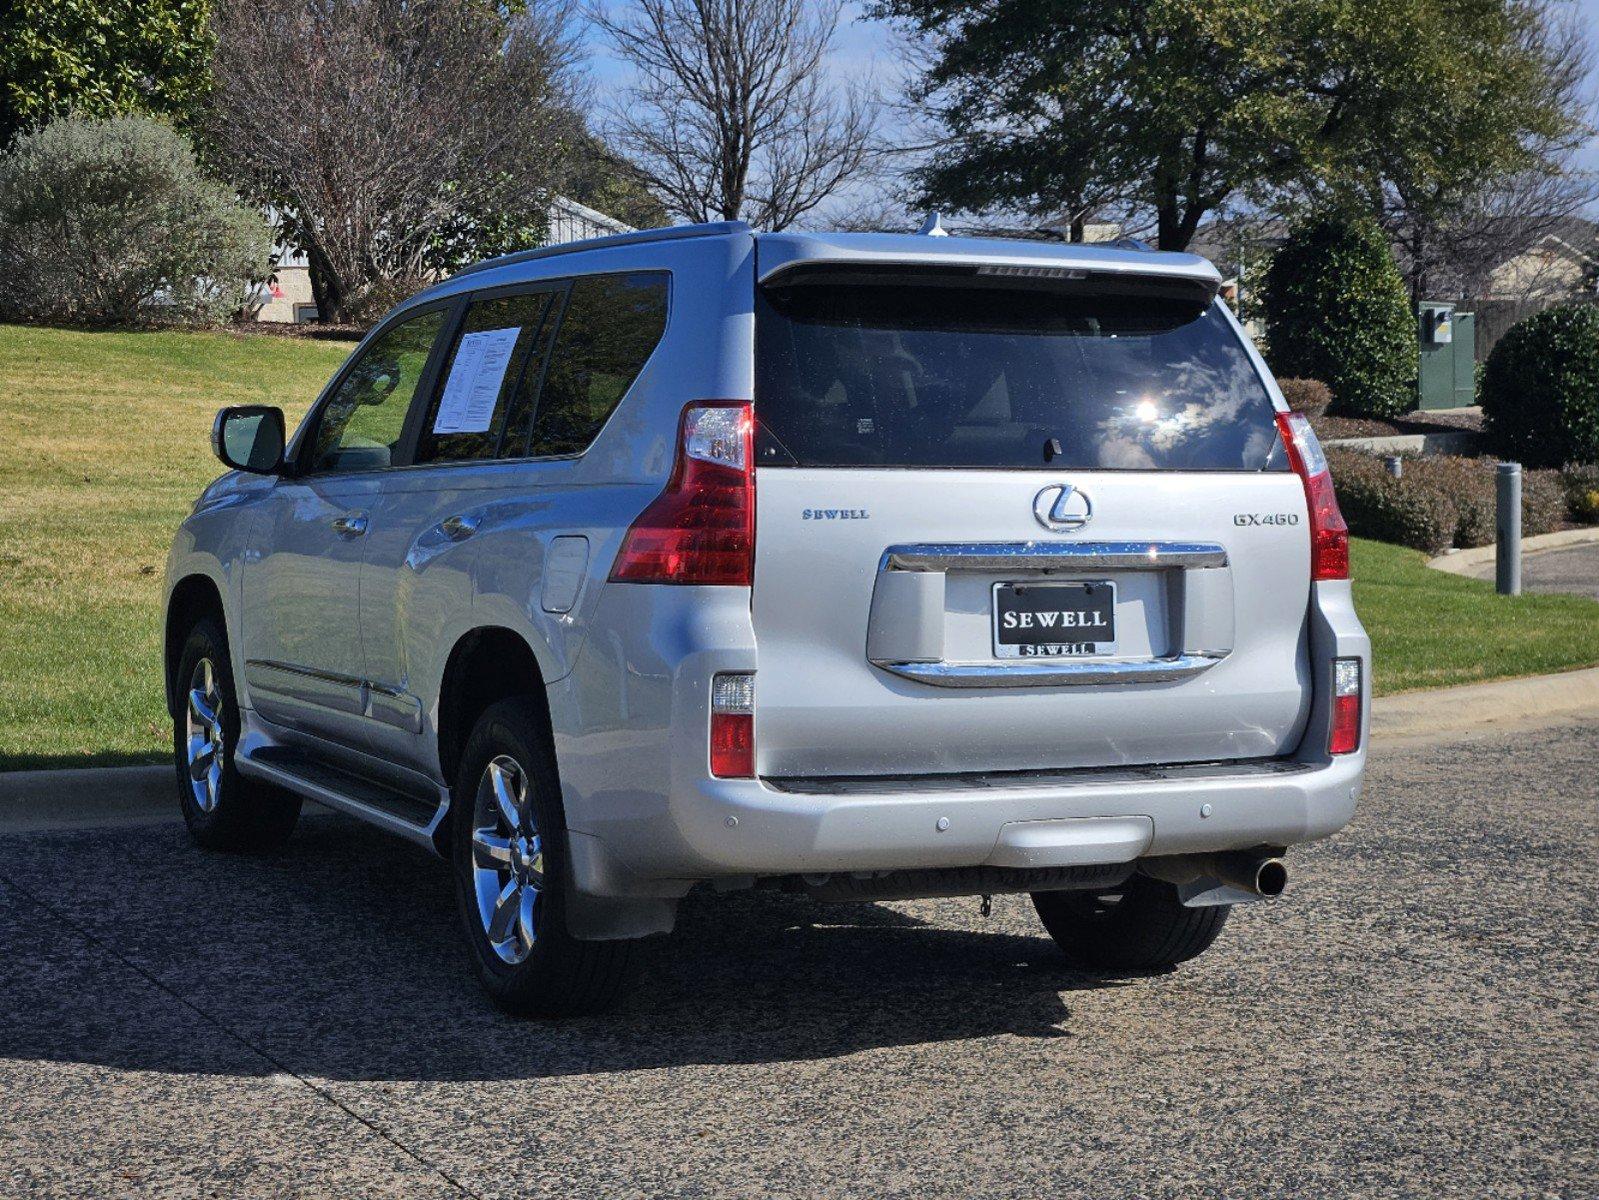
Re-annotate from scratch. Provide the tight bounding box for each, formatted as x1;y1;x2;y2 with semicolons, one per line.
1;716;1595;1199
1465;540;1599;600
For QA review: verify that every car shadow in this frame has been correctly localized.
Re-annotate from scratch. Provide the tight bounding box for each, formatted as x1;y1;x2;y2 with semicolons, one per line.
0;812;1137;1083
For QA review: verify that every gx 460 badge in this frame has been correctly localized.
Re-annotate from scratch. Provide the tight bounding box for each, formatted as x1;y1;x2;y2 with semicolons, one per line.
1233;513;1301;526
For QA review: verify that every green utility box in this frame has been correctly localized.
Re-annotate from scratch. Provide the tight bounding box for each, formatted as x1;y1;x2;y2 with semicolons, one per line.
1417;301;1476;410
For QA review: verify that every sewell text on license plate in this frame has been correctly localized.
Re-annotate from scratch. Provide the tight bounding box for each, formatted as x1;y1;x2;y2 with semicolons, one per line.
991;580;1117;658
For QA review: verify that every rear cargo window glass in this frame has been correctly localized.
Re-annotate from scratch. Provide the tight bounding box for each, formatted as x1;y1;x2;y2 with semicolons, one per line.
755;278;1285;471
525;272;669;457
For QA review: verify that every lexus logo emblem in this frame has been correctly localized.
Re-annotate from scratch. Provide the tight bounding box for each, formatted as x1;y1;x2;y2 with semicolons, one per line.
1034;483;1093;532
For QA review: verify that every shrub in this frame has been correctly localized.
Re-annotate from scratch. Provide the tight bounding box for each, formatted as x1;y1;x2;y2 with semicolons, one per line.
1327;449;1567;554
1481;304;1599;469
1561;462;1599;524
1524;469;1566;536
1327;449;1455;553
0;115;272;326
1276;377;1332;418
1264;209;1416;420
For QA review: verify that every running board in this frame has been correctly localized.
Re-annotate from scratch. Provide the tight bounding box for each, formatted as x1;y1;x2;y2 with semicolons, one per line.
236;746;446;850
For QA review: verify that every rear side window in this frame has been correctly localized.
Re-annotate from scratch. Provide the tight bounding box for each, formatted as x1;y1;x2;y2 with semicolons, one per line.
528;272;668;457
755;274;1285;471
416;290;557;464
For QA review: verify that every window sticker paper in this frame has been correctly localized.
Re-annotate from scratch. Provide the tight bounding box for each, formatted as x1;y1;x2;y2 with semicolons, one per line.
433;326;520;434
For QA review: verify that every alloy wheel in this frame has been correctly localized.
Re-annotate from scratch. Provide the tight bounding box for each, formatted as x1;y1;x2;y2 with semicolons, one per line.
184;657;225;813
470;755;543;965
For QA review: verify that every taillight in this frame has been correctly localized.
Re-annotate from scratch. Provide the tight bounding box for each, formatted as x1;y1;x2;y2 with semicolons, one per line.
611;402;754;585
709;673;755;778
1276;412;1349;581
1330;657;1362;755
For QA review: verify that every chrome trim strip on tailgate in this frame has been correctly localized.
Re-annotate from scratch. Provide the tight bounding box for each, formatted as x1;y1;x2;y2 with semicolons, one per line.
876;652;1227;689
869;541;1232;688
880;541;1228;574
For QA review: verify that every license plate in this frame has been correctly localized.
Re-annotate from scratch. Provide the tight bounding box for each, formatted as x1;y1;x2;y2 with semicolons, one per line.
991;581;1117;658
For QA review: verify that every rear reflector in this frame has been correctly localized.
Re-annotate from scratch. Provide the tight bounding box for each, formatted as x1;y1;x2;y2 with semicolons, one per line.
710;672;755;778
1330;657;1362;755
1276;412;1349;581
611;402;755;585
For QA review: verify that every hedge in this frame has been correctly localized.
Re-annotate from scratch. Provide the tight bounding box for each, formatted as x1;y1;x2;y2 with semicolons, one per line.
1327;449;1565;554
1563;462;1599;524
1481;304;1599;469
1275;377;1332;418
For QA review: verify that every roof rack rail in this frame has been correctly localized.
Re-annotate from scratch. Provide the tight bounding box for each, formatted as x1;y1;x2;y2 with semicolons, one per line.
448;220;752;281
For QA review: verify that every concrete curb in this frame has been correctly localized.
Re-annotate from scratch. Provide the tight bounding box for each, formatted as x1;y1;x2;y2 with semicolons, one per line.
0;764;171;832
1372;666;1599;739
1427;527;1599;576
1325;431;1479;456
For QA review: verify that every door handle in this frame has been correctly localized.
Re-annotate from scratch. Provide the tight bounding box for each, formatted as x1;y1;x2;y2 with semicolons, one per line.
441;514;480;541
331;514;369;538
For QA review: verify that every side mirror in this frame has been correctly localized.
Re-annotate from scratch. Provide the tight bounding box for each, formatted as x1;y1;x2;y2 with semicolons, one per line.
212;406;286;474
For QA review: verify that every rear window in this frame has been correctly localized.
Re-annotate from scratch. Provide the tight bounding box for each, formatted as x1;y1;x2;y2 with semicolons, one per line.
755;273;1286;471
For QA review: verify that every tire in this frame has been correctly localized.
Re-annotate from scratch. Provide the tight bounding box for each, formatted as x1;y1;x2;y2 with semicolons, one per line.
1032;873;1230;971
172;615;301;851
450;697;643;1017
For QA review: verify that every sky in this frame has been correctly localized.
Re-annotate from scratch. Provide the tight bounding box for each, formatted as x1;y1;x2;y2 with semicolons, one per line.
580;0;1599;219
1575;0;1599;187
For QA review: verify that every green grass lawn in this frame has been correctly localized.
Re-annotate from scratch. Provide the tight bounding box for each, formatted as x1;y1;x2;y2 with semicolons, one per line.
1349;537;1599;695
0;324;355;770
0;321;1595;770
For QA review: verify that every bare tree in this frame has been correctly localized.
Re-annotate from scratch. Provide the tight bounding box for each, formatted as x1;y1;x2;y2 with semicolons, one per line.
590;0;876;230
206;0;582;323
1378;0;1596;302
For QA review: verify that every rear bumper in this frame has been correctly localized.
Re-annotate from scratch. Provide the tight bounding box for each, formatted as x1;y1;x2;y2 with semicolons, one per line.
554;579;1369;898
589;751;1362;883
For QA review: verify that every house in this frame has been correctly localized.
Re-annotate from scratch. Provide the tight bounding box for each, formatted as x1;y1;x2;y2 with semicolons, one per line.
251;196;636;324
1469;216;1599;357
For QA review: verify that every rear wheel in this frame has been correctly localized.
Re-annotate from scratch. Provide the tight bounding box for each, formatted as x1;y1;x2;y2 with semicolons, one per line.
172;615;301;850
1032;873;1230;971
451;698;642;1017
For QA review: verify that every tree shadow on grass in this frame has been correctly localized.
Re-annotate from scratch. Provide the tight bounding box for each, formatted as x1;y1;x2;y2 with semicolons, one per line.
0;750;164;773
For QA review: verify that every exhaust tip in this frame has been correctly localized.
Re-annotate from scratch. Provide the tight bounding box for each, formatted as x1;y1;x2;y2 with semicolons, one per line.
1255;858;1288;898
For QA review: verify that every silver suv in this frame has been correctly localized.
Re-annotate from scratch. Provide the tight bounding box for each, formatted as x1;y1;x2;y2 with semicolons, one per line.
165;222;1368;1015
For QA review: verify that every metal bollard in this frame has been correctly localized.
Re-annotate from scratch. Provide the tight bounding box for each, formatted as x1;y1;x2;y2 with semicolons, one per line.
1496;462;1522;596
1384;455;1403;479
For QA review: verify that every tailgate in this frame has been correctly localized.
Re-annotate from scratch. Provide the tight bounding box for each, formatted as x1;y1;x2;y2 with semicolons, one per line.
748;258;1311;778
752;469;1311;777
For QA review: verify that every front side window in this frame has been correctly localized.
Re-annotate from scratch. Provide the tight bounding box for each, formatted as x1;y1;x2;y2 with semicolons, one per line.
755;273;1285;472
307;308;445;474
527;272;669;457
415;290;557;464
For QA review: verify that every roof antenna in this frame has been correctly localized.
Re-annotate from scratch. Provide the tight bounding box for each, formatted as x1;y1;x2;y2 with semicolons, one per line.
917;211;949;237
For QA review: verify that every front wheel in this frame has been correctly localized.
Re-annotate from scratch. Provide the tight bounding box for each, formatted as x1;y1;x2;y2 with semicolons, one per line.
172;615;301;850
451;698;643;1017
1032;873;1230;971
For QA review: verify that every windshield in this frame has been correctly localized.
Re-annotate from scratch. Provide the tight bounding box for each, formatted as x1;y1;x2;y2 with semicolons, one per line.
755;275;1285;471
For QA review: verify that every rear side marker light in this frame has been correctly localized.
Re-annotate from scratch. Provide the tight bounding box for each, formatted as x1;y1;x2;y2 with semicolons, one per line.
1276;411;1350;582
611;401;755;585
710;673;755;778
1330;657;1362;755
